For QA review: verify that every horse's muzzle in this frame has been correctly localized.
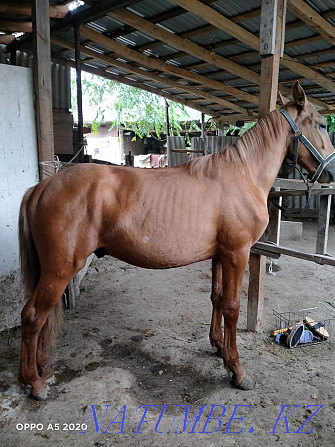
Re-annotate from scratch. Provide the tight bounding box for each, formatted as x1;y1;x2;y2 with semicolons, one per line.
317;158;335;183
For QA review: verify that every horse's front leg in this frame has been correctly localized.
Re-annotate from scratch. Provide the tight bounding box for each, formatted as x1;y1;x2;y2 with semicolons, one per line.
220;249;255;390
209;258;224;356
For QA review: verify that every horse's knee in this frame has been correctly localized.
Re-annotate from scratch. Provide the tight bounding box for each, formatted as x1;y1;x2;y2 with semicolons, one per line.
222;301;240;320
21;304;37;325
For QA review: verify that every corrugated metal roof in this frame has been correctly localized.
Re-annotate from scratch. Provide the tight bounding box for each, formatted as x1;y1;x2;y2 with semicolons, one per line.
128;0;177;18
1;0;335;120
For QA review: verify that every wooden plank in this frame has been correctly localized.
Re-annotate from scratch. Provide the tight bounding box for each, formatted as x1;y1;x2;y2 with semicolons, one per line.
259;0;286;117
251;242;335;266
32;0;55;180
0;34;15;44
247;253;266;331
287;0;335;46
0;20;32;33
171;0;259;51
281;55;335;96
267;188;282;245
316;195;332;255
259;0;278;56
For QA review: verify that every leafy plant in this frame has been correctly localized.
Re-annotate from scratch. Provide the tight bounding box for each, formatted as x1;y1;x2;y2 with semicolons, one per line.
71;71;201;139
325;116;335;133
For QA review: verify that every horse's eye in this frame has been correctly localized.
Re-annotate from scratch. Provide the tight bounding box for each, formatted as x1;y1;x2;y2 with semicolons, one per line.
319;123;327;131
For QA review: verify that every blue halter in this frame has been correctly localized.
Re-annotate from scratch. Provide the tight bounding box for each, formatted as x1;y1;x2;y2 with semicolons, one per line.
280;109;335;184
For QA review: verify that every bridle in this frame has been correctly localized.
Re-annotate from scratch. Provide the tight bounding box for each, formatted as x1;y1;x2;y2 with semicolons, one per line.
280;109;335;184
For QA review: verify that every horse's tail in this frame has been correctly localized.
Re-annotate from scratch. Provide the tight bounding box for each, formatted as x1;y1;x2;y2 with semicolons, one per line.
19;186;40;301
19;186;63;345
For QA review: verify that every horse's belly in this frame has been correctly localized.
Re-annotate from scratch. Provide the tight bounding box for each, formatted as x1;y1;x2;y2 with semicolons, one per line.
102;229;216;269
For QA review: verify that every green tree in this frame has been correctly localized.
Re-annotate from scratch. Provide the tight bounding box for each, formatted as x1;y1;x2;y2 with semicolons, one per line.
71;71;201;138
325;116;335;133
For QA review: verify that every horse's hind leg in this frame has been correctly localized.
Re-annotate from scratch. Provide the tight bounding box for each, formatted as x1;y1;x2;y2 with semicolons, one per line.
209;259;224;356
36;299;62;382
20;275;68;399
220;249;255;390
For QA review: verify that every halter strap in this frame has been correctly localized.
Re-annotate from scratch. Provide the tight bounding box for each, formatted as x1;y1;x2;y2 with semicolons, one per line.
280;109;335;183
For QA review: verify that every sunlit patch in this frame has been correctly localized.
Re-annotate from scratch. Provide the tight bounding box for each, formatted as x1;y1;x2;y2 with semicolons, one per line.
68;0;84;11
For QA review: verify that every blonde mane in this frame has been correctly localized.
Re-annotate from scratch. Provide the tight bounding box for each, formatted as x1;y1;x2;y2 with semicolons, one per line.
187;110;285;178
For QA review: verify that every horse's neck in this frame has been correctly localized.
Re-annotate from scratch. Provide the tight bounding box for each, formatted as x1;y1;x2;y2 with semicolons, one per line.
237;111;288;193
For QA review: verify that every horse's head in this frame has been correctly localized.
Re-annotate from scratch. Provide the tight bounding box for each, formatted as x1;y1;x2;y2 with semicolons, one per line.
280;81;335;183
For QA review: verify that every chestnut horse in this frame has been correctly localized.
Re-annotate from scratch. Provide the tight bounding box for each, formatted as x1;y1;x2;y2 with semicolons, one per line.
19;82;335;399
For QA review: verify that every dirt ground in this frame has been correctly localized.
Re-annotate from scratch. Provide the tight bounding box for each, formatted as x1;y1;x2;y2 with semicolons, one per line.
0;221;334;447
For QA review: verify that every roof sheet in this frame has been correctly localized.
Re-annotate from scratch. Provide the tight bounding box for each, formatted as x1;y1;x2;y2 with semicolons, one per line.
1;0;334;121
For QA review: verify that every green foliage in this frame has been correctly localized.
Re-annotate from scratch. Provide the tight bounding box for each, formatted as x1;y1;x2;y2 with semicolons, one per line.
71;71;201;138
325;116;335;133
224;121;256;136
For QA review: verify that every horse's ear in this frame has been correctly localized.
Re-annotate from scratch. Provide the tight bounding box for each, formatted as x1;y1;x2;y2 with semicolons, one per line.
292;81;307;109
278;91;289;106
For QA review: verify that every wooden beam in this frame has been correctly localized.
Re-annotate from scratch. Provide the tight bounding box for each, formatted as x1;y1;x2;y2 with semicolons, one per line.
79;25;260;106
105;0;218;41
0;20;32;33
170;0;259;49
51;34;248;115
136;7;261;53
287;0;335;46
109;8;261;85
32;0;54;179
281;54;335;96
0;34;15;44
0;1;69;19
252;242;335;267
170;0;335;97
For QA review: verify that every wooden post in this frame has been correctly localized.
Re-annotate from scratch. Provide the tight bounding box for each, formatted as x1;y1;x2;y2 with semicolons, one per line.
267;187;282;245
258;0;286;116
32;0;55;180
165;99;170;138
247;0;286;332
74;22;85;163
201;112;205;138
316;194;332;254
10;49;16;65
247;254;267;331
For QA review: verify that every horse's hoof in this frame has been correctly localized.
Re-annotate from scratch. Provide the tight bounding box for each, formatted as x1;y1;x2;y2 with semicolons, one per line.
32;385;50;401
45;375;56;385
232;375;255;391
